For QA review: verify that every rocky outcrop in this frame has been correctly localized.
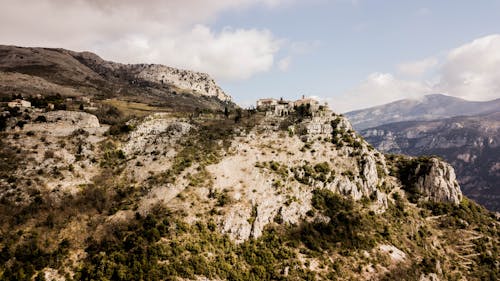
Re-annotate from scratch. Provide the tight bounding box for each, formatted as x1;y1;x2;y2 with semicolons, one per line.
397;156;463;205
22;110;103;136
123;113;192;155
413;158;462;204
135;64;231;101
43;111;100;128
362;112;499;211
68;49;231;101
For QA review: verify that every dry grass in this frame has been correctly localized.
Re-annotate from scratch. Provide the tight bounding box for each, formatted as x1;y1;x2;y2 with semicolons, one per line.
103;99;167;117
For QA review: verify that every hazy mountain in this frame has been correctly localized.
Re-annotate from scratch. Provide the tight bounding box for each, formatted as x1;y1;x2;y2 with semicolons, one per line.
345;94;500;130
0;45;233;112
361;112;500;211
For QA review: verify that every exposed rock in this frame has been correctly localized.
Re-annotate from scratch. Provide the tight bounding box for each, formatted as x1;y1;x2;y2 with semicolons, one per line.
363;112;499;211
123;113;192;155
397;156;463;205
136;64;231;101
378;244;406;262
22;110;103;136
413;158;462;204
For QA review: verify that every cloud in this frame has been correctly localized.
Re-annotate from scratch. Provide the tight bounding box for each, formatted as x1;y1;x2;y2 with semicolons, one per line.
331;73;432;113
436;34;500;101
0;0;288;81
338;34;500;112
278;56;292;71
397;57;438;77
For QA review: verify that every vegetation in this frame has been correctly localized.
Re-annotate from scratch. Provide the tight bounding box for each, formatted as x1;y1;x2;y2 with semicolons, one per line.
0;101;498;280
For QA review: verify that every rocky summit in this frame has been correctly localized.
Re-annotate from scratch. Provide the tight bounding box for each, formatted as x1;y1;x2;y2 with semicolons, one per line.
0;47;498;281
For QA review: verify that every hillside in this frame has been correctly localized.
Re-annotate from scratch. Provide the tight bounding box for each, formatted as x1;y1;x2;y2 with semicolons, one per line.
345;94;500;130
0;101;498;280
0;45;233;112
361;112;500;212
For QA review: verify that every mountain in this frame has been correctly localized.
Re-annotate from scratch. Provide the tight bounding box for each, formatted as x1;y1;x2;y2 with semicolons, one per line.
1;100;498;280
361;112;500;212
0;46;498;280
345;94;500;130
0;45;233;111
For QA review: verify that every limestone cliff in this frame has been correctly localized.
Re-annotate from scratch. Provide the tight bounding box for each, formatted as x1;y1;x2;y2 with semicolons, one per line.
70;50;231;101
2;106;494;281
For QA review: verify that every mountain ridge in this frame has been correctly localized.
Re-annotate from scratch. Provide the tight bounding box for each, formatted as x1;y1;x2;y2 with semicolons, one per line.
0;45;233;112
361;112;500;211
345;94;500;130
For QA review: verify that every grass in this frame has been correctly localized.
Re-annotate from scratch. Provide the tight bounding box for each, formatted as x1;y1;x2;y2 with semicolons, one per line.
103;99;168;117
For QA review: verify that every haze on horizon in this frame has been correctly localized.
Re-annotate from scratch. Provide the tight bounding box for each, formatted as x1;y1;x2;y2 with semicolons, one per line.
1;0;500;112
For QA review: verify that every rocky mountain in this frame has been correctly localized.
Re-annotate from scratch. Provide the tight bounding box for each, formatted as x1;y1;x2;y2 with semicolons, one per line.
0;99;498;280
345;94;500;130
361;112;500;212
0;45;232;111
0;46;498;280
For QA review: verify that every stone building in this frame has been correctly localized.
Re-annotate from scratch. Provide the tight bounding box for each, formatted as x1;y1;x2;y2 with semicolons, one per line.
256;98;278;110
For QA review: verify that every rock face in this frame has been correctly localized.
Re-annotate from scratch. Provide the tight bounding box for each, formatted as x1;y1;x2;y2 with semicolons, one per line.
413;158;462;205
68;49;231;101
22;110;103;137
207;113;394;241
362;112;499;211
135;65;230;101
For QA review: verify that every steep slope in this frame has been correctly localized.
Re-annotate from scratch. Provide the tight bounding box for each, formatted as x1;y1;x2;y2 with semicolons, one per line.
345;94;500;130
0;106;497;281
361;112;500;212
0;45;232;111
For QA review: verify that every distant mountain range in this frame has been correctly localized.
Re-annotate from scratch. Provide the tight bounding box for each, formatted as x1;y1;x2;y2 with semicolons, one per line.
356;99;500;211
345;94;500;130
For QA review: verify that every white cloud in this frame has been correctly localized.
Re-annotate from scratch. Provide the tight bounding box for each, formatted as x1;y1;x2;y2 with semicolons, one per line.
436;34;500;101
0;0;289;81
278;56;292;71
332;73;432;113
338;34;500;112
397;57;438;77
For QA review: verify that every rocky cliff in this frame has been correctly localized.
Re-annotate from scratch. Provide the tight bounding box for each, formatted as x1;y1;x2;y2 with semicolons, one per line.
362;112;500;211
3;103;493;281
70;50;231;102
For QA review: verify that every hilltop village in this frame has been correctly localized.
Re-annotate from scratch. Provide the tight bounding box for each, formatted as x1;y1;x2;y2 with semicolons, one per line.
255;96;337;140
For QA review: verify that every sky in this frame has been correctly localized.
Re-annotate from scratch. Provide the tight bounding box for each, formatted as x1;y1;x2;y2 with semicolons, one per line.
1;0;500;112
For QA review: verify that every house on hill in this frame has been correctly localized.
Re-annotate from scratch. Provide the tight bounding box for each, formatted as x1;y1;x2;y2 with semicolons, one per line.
256;98;278;110
256;96;329;117
294;95;320;111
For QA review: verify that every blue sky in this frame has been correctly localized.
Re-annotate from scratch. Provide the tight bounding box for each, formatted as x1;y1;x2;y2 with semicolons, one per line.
214;0;500;110
1;0;500;111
